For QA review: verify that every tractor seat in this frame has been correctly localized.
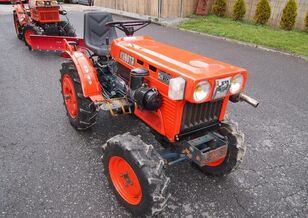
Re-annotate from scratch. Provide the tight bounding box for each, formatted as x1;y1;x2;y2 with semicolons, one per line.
84;11;117;56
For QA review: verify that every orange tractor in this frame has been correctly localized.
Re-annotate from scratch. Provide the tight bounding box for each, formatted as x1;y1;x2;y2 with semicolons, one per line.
12;0;75;49
30;11;259;216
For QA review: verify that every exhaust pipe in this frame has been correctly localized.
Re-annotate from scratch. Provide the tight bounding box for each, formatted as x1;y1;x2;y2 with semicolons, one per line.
229;93;259;108
238;93;259;108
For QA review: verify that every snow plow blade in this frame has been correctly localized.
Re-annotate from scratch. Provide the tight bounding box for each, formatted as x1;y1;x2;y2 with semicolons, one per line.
30;35;85;51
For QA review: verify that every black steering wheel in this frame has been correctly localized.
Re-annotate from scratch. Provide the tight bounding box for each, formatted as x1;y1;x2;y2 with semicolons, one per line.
106;20;151;36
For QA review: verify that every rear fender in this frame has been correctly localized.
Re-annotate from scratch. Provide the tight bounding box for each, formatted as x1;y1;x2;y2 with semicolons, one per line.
14;3;29;27
64;42;103;102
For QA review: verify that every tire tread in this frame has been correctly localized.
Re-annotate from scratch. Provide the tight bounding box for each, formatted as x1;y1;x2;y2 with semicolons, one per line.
103;133;171;216
60;61;97;130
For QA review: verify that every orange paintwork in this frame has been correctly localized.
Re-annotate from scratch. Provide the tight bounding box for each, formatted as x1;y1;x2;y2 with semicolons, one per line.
207;156;226;167
61;35;249;142
30;6;60;23
24;29;34;46
30;35;85;51
111;36;248;141
14;1;60;25
63;40;102;101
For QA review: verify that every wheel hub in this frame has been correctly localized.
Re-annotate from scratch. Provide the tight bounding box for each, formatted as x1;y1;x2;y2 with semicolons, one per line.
120;172;133;187
109;156;142;205
62;74;78;118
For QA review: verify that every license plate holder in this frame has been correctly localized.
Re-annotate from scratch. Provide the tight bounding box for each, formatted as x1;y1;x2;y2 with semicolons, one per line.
213;77;231;100
188;132;228;167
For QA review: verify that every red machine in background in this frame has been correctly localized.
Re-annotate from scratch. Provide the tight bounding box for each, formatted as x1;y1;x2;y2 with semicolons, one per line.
2;0;26;3
12;0;76;49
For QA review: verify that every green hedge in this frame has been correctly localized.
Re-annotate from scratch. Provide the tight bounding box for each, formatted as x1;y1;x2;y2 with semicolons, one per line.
280;0;297;30
254;0;271;25
212;0;227;17
305;11;308;32
233;0;246;21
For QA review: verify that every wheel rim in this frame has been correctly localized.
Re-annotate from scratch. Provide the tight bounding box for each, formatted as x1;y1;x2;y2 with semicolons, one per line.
207;157;226;167
62;74;78;119
24;29;34;46
109;156;142;205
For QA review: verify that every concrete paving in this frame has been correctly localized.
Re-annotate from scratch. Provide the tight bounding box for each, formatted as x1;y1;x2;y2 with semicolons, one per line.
0;4;307;218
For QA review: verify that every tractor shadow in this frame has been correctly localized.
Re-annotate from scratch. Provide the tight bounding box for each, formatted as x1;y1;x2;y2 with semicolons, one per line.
161;164;254;217
76;112;254;217
77;112;154;154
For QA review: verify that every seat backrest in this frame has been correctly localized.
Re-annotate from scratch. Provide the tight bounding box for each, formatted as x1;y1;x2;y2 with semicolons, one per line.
84;11;117;52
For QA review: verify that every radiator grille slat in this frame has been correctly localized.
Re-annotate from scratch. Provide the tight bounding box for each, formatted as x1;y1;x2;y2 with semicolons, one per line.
39;11;59;22
181;100;223;132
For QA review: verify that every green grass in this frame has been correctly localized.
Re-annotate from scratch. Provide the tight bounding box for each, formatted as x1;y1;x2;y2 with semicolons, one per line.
178;15;308;57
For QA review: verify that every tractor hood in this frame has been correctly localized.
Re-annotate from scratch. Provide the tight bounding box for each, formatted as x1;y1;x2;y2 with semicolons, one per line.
111;36;247;80
111;36;248;102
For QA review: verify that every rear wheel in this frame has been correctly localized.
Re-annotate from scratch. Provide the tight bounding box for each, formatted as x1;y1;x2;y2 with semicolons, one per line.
102;133;171;216
13;11;22;40
23;24;43;49
58;21;76;37
60;61;97;130
194;120;246;177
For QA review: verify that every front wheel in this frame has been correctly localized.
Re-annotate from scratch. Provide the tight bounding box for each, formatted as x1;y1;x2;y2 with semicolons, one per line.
194;120;246;177
60;61;97;130
23;24;43;49
102;133;171;216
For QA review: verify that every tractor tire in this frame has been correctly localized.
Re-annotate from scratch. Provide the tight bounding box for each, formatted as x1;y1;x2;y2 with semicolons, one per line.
23;24;44;50
102;133;171;217
60;61;98;130
58;21;76;37
194;119;246;177
13;11;22;40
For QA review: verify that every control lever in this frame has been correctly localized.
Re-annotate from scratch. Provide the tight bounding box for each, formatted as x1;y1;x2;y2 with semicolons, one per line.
105;37;110;60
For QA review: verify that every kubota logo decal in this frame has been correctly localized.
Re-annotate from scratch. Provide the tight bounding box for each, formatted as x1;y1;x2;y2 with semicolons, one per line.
120;51;135;66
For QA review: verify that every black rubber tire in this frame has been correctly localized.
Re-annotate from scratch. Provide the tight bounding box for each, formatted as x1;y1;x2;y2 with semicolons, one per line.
60;61;98;130
88;0;94;6
13;11;22;40
102;133;171;217
194;119;246;177
22;24;44;50
58;21;76;37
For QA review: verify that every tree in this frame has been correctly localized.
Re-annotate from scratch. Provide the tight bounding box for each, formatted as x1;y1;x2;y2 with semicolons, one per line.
233;0;246;21
212;0;227;17
305;11;308;31
254;0;271;25
280;0;297;30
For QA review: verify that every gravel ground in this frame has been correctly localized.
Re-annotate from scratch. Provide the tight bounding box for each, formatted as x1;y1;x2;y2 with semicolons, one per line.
0;4;307;218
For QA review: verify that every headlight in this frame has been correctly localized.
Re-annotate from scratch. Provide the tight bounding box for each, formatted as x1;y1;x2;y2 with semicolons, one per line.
51;1;58;6
230;74;244;94
193;81;211;102
168;77;186;100
36;1;44;6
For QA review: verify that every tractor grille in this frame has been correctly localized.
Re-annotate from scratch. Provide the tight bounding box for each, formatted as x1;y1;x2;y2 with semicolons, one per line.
181;99;223;132
39;11;59;22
